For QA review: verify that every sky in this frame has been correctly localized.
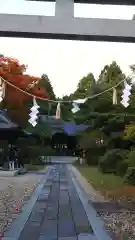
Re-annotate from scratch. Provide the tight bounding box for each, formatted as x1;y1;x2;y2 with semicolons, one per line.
0;1;135;97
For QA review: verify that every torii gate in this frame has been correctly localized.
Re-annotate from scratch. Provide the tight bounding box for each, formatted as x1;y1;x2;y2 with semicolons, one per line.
0;1;133;240
0;0;135;42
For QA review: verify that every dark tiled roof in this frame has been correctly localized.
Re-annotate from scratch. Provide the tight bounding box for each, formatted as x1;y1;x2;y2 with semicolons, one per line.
63;122;88;135
50;121;88;135
40;115;88;135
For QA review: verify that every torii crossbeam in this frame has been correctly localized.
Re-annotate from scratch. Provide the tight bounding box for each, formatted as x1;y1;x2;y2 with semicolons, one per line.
0;0;135;42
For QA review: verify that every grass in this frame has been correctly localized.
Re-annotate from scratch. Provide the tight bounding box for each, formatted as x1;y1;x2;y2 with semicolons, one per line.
77;165;135;203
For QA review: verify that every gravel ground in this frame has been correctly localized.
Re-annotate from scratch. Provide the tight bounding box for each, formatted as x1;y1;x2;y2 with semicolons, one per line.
0;173;45;236
99;210;135;240
71;166;135;240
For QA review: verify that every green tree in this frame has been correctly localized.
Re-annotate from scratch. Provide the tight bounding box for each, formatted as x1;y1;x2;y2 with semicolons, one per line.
60;96;73;121
37;74;56;116
72;73;96;99
98;61;125;86
40;74;56;100
68;61;134;163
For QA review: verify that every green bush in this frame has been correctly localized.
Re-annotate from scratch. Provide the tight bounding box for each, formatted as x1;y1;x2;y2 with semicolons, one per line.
43;146;56;156
30;157;44;165
24;164;44;171
127;149;135;167
28;146;56;157
99;149;128;174
28;146;42;158
86;146;106;166
116;161;128;176
19;144;56;165
86;152;99;165
125;167;135;185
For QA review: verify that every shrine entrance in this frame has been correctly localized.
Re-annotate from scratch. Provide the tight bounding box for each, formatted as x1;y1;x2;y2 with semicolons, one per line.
51;132;77;156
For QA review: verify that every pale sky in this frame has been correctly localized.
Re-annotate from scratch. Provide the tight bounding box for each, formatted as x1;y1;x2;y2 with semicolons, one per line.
0;1;135;97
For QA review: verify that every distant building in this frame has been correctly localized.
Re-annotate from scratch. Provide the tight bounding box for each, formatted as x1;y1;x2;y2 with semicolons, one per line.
40;114;88;136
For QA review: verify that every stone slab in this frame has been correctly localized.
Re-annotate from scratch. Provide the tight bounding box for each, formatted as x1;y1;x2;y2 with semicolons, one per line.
29;211;44;222
27;222;41;227
78;233;98;240
19;224;40;240
59;207;72;219
60;186;68;191
38;236;57;240
44;206;58;220
2;238;17;240
58;220;76;237
41;189;51;194
58;238;77;240
32;202;47;212
37;196;49;202
40;219;57;237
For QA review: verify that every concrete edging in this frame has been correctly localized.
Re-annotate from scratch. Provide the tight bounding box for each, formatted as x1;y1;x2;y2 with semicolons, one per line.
70;165;105;202
68;165;111;240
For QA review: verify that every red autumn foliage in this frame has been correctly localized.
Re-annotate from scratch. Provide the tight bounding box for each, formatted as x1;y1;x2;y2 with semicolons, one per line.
0;56;48;125
0;56;48;105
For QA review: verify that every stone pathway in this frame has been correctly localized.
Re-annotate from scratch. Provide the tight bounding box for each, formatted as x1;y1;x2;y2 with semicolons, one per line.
18;164;96;240
3;164;113;240
2;164;98;240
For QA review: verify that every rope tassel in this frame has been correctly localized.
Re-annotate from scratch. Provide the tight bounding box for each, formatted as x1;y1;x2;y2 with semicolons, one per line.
0;77;5;102
56;102;61;119
71;102;80;113
112;87;117;105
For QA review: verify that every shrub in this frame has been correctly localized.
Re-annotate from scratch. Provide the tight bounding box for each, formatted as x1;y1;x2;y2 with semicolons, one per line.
24;164;44;171
86;152;99;166
43;146;56;156
19;145;56;165
127;149;135;167
30;157;44;165
116;161;128;176
28;146;42;158
99;149;128;174
86;146;106;166
125;167;135;185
